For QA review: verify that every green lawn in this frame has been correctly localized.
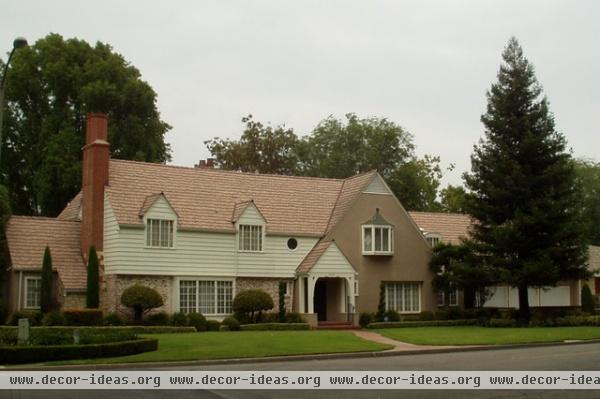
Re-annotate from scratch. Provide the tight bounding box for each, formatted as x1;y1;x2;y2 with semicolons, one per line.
43;330;390;366
375;326;600;346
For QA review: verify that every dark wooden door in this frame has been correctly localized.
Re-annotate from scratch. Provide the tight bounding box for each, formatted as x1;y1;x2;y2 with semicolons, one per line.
314;280;327;321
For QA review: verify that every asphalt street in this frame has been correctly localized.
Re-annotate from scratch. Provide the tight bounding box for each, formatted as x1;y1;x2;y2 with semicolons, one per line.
3;343;600;399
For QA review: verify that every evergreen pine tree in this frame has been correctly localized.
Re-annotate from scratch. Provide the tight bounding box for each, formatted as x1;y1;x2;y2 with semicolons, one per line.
464;38;589;323
86;246;100;308
40;246;53;313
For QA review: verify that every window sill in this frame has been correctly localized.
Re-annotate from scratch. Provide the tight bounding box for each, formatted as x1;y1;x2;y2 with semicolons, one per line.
237;250;265;254
144;246;176;250
362;251;393;256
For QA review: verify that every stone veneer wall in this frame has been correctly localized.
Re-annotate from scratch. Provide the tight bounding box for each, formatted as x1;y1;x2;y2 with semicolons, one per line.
103;274;172;317
236;277;294;312
63;293;87;309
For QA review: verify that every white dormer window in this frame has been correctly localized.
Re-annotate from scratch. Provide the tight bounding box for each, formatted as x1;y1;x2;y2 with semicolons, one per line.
146;219;174;248
238;224;263;252
426;233;441;247
362;225;393;255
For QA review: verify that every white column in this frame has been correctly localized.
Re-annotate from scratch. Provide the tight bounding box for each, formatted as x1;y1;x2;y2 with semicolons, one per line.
307;276;316;314
346;277;356;312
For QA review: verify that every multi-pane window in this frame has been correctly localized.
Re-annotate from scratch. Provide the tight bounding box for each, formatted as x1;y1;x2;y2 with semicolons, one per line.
385;282;421;313
146;219;174;248
437;289;459;307
178;280;233;315
362;226;393;254
25;277;41;309
426;234;441;247
238;225;263;252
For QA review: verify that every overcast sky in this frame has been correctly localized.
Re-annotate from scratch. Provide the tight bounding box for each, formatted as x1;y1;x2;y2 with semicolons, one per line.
2;0;599;186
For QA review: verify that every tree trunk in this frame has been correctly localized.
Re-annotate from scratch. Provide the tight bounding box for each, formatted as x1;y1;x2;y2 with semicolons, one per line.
517;285;530;325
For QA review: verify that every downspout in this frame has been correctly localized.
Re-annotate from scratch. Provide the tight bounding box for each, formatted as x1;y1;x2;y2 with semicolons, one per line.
17;270;23;310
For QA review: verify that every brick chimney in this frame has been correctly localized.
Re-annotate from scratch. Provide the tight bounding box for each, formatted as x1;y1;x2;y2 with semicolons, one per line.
195;158;215;168
81;113;110;259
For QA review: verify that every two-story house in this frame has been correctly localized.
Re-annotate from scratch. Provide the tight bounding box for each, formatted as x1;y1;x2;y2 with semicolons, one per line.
4;113;436;326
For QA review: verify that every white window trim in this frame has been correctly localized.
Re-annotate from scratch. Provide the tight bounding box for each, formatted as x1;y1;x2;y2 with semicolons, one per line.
145;218;176;249
284;281;293;297
237;224;265;253
437;291;445;307
24;276;41;310
174;277;235;316
438;288;459;307
426;233;441;247
362;225;393;255
385;282;422;314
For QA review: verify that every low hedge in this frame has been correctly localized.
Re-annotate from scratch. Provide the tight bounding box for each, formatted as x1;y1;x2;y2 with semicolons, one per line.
0;326;195;335
63;309;104;326
367;319;479;329
0;338;158;364
240;323;310;331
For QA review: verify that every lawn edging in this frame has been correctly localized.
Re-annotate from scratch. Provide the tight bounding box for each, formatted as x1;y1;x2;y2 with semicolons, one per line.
1;338;158;364
367;319;478;329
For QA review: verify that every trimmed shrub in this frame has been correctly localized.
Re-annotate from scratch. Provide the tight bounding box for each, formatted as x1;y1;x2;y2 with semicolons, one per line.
359;312;374;328
487;318;517;328
233;289;274;323
434;310;449;320
445;307;464;320
121;284;164;322
582;284;596;315
8;310;42;326
171;312;188;326
63;309;103;326
221;316;240;331
0;325;195;336
188;313;207;332
419;311;435;321
284;312;305;324
257;312;279;323
86;246;100;308
400;314;420;322
0;338;158;364
240;323;310;331
145;312;170;326
42;311;66;326
206;320;221;331
383;310;401;322
104;313;124;326
41;246;54;313
367;319;478;329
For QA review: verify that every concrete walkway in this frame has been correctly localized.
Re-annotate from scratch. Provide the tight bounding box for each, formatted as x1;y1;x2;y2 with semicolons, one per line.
353;330;470;352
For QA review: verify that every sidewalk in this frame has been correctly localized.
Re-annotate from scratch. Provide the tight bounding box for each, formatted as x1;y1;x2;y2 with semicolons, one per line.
352;330;471;352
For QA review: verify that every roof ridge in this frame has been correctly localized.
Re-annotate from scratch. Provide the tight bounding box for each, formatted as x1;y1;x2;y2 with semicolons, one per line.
324;179;346;233
110;158;347;183
9;215;80;223
409;211;469;217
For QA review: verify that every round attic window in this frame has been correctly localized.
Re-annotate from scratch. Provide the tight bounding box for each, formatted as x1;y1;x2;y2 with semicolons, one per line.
287;238;298;251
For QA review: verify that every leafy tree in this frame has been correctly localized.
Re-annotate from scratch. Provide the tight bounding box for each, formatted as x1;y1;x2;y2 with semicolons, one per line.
574;159;600;245
40;246;53;313
86;246;99;309
386;155;442;211
0;33;171;217
300;113;414;179
430;242;497;308
205;115;299;174
440;184;468;213
463;38;589;323
121;284;164;322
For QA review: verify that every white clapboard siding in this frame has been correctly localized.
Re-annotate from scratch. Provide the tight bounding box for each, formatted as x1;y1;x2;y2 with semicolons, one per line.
103;195;120;268
363;174;391;195
309;242;355;277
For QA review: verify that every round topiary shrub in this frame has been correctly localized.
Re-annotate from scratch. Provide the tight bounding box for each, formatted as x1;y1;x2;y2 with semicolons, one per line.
359;312;374;328
42;310;66;326
121;284;164;322
384;310;401;322
206;320;220;331
232;289;274;323
171;312;188;326
221;316;240;331
104;312;124;326
188;313;207;331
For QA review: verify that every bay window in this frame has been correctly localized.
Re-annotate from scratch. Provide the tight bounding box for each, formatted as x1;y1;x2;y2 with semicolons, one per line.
362;225;393;255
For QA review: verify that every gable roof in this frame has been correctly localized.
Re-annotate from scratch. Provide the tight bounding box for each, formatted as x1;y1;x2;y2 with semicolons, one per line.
105;159;376;236
57;191;82;221
138;192;179;219
408;211;472;245
5;216;86;290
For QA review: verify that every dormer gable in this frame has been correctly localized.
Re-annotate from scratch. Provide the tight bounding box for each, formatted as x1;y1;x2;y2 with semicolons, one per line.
362;173;393;195
231;200;266;227
139;192;179;224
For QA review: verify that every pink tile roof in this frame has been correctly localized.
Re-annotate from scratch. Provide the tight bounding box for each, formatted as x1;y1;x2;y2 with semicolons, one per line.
408;211;473;245
6;216;86;290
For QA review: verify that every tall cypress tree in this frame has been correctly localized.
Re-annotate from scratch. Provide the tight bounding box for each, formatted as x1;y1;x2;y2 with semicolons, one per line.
464;38;589;322
40;246;53;313
86;246;100;309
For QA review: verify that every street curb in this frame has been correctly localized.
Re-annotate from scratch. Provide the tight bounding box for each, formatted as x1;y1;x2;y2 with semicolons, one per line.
5;339;600;371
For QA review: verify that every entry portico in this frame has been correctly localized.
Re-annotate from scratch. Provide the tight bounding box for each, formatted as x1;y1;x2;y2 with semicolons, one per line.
296;240;357;326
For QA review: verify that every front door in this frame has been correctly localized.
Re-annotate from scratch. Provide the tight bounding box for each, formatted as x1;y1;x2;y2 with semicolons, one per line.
314;279;327;321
